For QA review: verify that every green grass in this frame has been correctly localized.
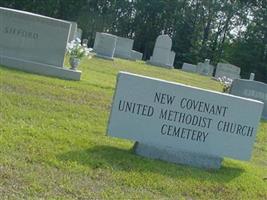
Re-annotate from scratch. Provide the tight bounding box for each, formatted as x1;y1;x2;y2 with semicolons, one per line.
0;57;266;199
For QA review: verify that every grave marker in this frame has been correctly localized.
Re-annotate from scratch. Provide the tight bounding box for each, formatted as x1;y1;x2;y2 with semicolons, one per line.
230;79;267;120
215;63;241;80
148;35;174;68
114;36;134;59
182;63;197;73
107;72;263;169
93;32;117;60
0;7;81;80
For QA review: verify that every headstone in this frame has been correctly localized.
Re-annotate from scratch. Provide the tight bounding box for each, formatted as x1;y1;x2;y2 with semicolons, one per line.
250;73;255;80
82;39;88;47
148;35;173;68
131;50;143;60
107;72;263;169
182;63;197;73
168;51;176;67
230;79;267;120
75;28;82;40
114;36;134;59
93;32;117;60
197;61;214;76
93;32;100;51
0;7;81;80
215;63;241;80
68;22;77;42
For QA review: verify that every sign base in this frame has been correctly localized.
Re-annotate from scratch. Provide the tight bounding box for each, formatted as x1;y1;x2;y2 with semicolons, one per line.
133;142;223;169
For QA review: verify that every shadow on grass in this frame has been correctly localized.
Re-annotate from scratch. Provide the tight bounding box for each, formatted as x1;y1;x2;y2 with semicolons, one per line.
57;145;244;183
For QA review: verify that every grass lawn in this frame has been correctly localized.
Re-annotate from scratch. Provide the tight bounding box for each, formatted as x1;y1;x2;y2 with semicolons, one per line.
0;57;266;199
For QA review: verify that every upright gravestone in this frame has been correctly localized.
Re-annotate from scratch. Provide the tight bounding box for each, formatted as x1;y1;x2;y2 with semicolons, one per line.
182;63;197;73
168;51;176;67
148;35;174;69
107;72;263;169
250;73;255;80
82;39;88;47
0;7;81;80
215;63;241;80
230;79;267;120
114;36;134;59
68;22;77;42
93;32;117;60
75;28;82;40
197;59;214;76
131;50;143;61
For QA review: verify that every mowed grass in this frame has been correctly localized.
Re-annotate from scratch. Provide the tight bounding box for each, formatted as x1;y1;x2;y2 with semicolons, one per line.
0;57;266;199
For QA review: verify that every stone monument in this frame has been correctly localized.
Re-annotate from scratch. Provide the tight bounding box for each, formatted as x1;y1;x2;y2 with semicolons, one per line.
215;63;241;80
131;50;143;61
68;21;77;42
197;59;214;76
114;36;134;59
107;72;263;169
182;63;197;73
0;7;81;80
230;79;267;120
148;35;175;69
249;73;255;80
93;32;117;60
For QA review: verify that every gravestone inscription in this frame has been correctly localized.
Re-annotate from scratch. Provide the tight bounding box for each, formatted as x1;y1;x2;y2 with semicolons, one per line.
0;7;81;80
107;72;263;169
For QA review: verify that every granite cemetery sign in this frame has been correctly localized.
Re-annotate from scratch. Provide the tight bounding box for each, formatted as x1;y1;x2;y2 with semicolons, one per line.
230;79;267;120
107;72;263;169
0;7;81;80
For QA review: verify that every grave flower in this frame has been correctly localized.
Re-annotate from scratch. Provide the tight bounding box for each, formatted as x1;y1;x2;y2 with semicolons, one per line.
218;76;233;93
66;38;92;70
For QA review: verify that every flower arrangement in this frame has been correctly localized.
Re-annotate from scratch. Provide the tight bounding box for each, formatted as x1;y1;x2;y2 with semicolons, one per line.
66;38;90;59
66;38;92;70
218;76;233;93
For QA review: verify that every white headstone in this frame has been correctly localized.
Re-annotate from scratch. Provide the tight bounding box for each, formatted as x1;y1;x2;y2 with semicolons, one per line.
215;63;241;80
182;63;197;73
148;35;173;68
168;51;176;67
108;72;263;167
0;7;81;80
114;36;134;59
93;32;117;59
68;22;77;42
249;73;255;80
75;28;82;40
197;62;214;76
131;50;143;60
230;79;267;120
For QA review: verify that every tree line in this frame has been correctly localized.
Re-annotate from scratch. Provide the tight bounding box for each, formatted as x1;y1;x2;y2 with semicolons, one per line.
1;0;267;82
